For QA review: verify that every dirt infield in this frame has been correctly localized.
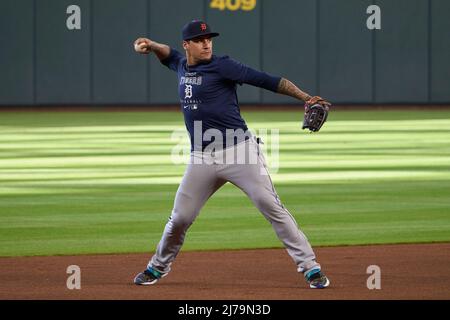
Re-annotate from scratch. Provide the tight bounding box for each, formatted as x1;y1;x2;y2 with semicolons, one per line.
0;243;449;300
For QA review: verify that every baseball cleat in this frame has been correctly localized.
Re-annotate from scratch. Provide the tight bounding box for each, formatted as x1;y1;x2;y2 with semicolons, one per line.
304;268;330;289
134;267;167;285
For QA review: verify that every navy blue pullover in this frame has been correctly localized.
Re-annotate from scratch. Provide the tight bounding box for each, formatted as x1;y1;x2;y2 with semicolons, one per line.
161;48;281;151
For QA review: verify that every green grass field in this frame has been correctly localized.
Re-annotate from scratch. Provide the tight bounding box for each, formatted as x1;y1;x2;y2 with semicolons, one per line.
1;109;450;257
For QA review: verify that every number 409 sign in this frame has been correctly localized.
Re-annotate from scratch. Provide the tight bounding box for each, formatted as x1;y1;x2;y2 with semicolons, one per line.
210;0;257;11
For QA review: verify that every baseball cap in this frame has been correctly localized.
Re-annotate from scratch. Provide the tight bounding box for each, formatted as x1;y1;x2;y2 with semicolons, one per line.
182;20;219;41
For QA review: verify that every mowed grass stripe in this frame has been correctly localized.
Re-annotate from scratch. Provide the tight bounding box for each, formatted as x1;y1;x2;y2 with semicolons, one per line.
1;171;450;188
0;111;449;256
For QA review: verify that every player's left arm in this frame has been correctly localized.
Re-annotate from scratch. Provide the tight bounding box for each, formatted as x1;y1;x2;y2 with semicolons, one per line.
277;78;331;107
219;57;330;106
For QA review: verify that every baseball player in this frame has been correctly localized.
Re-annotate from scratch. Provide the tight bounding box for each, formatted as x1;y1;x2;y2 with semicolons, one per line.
133;20;331;289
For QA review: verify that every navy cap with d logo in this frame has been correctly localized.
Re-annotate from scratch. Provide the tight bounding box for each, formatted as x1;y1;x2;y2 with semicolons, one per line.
182;20;220;41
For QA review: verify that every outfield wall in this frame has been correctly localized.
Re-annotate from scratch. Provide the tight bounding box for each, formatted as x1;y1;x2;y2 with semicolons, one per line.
0;0;449;106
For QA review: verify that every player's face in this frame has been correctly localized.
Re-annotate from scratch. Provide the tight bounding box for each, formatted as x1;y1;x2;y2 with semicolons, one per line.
184;36;213;63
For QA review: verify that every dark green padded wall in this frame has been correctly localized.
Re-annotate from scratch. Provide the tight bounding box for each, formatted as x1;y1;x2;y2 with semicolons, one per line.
319;0;373;103
0;0;34;104
431;0;450;102
92;0;148;104
261;0;317;104
375;0;428;103
36;0;90;104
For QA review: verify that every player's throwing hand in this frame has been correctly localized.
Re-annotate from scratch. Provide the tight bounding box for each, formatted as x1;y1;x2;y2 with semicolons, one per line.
134;38;152;54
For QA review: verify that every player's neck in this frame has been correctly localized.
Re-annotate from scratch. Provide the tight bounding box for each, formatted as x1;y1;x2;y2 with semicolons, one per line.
186;54;200;66
186;53;211;67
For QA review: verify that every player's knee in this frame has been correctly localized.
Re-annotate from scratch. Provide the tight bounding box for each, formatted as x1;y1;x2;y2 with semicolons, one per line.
251;193;286;218
169;210;196;230
251;194;276;211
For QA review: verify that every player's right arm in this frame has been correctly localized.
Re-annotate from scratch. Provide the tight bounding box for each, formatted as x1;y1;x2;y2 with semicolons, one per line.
134;37;170;61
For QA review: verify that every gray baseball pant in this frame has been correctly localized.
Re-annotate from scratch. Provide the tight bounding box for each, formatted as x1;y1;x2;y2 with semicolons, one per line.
148;137;320;275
